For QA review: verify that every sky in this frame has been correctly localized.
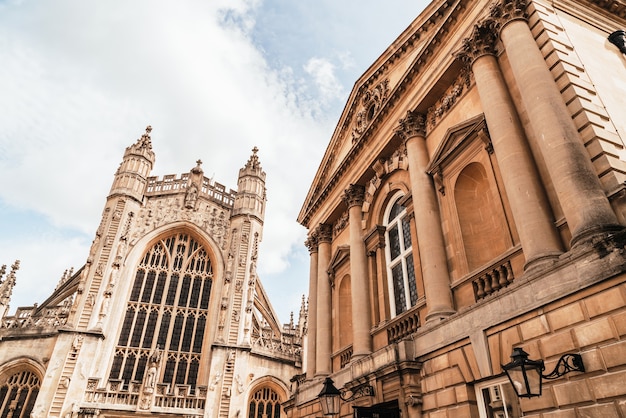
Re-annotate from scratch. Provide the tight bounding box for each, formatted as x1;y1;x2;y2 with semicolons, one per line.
0;0;429;323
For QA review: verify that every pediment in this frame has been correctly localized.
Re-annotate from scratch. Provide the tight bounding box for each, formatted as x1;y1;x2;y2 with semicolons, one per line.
298;0;473;227
427;114;487;173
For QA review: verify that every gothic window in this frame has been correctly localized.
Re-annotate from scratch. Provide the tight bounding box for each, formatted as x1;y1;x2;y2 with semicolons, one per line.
248;386;281;418
110;232;213;388
0;370;40;418
384;193;417;316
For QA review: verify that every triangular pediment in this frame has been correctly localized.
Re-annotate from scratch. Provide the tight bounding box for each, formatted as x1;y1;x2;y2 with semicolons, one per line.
426;114;487;174
298;0;471;227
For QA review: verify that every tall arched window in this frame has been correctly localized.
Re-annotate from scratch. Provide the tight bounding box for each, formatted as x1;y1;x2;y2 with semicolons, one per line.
384;194;417;316
248;386;282;418
0;370;40;418
110;232;213;388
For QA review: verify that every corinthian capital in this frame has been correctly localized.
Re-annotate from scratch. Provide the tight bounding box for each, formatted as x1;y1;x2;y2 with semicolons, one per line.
316;224;333;243
457;19;499;64
395;110;426;141
343;184;366;208
304;235;319;253
490;0;527;27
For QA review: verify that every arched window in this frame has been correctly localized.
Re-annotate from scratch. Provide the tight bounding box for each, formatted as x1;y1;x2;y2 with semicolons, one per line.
248;386;282;418
0;370;40;418
384;193;417;316
110;232;213;388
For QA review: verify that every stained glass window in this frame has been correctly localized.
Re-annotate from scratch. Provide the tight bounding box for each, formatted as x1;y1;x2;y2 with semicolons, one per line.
248;387;282;418
110;233;213;388
0;370;40;418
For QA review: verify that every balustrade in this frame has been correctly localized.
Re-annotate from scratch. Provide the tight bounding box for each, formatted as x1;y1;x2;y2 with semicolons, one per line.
472;260;514;300
387;310;420;344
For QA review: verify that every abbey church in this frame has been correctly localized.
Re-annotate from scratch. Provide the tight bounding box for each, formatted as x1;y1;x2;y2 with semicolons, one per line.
0;127;304;417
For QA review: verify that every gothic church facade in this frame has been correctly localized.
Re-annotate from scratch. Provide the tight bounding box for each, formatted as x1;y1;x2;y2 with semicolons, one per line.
0;128;303;418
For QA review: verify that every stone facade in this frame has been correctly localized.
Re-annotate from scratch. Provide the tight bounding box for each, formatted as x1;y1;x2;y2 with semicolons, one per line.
289;1;626;417
0;130;304;417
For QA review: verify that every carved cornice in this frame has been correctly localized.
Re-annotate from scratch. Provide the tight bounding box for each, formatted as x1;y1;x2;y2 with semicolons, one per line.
343;184;366;208
456;19;500;65
316;224;333;243
395;111;427;141
589;0;626;19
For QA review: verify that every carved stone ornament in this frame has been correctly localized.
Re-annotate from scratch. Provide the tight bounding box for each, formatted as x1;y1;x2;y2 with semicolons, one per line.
352;79;390;140
304;235;318;254
343;184;366;208
395;110;427;141
489;0;527;27
457;19;499;64
131;198;229;250
316;224;333;243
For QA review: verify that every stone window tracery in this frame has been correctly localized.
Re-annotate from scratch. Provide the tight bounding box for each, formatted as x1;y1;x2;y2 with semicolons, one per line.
0;370;40;418
384;193;417;316
248;386;281;418
109;232;213;389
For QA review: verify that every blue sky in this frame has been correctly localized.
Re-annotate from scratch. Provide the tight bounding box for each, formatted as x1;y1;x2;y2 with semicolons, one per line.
0;0;428;323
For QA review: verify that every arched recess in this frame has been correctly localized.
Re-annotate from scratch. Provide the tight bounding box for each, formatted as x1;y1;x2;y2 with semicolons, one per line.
109;229;217;390
338;275;352;348
247;376;289;418
454;162;509;271
0;358;44;418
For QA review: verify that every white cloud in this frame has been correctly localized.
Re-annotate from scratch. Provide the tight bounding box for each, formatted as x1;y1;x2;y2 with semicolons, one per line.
304;57;344;105
0;0;430;322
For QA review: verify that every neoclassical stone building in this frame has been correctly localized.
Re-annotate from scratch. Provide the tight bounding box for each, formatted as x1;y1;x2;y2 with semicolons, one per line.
288;0;626;417
0;129;304;417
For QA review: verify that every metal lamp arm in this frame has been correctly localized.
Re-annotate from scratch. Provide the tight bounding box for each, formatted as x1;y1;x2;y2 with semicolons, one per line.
542;354;585;380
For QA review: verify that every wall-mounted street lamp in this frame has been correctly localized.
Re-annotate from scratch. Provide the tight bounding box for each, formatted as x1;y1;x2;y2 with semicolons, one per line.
317;377;375;416
502;348;585;398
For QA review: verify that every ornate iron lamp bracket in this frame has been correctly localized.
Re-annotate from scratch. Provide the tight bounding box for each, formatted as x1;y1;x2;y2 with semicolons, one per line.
542;353;585;380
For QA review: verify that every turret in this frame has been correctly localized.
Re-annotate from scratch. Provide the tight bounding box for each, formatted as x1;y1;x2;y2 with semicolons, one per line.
232;147;266;221
0;261;19;318
109;126;156;202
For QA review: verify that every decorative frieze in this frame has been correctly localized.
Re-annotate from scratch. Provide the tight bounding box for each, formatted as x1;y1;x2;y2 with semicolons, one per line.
131;198;230;250
427;68;472;130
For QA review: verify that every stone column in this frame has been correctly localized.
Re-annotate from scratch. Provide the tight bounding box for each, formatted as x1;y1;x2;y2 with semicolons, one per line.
305;235;318;379
315;224;333;376
492;0;622;245
458;21;563;270
343;185;373;359
396;112;455;322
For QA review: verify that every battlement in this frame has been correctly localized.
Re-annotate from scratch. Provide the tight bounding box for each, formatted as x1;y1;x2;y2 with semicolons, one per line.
145;174;236;207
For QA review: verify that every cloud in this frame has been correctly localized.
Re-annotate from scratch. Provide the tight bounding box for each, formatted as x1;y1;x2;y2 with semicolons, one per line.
304;57;345;105
0;0;430;322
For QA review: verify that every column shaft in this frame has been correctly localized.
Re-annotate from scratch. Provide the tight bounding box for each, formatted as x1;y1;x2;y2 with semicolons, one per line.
470;47;563;268
315;225;332;376
499;17;621;244
305;237;318;379
345;185;373;359
397;112;455;322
